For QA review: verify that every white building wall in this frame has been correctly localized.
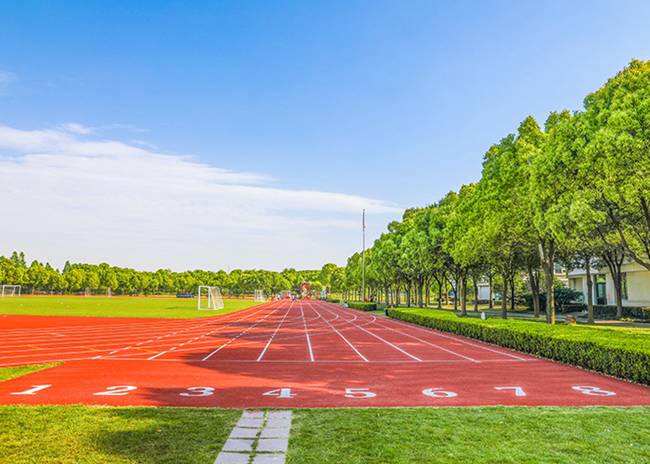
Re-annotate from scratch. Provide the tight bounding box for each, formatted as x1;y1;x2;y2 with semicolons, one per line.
568;261;650;307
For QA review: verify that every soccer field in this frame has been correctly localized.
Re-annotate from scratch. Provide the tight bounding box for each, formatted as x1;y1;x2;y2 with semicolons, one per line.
0;295;259;319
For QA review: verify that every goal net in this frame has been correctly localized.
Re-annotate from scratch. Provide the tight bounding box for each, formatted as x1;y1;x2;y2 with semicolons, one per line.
1;285;21;297
280;290;292;299
197;286;224;310
254;289;265;302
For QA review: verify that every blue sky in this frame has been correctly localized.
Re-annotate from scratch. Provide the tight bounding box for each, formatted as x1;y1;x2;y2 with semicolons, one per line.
1;1;649;270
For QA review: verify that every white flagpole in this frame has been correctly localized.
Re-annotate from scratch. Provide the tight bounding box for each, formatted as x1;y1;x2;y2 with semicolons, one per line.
362;209;366;302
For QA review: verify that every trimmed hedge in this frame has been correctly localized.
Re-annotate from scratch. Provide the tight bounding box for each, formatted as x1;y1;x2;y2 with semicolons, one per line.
593;305;650;321
556;303;650;320
346;302;378;311
326;298;341;304
387;308;650;385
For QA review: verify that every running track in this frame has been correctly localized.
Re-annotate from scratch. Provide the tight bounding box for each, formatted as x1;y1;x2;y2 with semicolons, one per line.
0;300;649;408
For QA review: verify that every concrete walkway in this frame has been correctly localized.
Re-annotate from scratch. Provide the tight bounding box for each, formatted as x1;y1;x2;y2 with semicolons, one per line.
215;410;292;464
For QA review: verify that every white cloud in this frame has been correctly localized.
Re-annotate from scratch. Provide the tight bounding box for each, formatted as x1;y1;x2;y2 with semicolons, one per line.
0;124;399;270
58;122;95;135
0;71;17;96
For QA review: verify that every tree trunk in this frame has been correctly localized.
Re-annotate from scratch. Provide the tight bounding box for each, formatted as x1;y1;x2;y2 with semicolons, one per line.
501;274;508;319
509;276;516;311
585;257;594;324
473;277;479;311
424;279;431;308
540;239;555;324
444;277;449;306
488;272;494;309
452;277;459;311
460;274;468;316
395;284;402;308
527;265;540;318
437;278;443;309
602;250;625;319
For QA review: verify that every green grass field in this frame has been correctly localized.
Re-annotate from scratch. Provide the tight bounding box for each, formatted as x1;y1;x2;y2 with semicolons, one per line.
0;296;260;319
0;405;648;463
0;363;61;382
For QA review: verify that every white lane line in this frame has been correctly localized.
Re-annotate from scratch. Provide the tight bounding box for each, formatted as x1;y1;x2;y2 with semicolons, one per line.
142;305;272;361
310;303;368;362
256;300;293;362
322;303;422;362
300;302;315;362
202;308;280;361
386;316;528;361
373;321;478;362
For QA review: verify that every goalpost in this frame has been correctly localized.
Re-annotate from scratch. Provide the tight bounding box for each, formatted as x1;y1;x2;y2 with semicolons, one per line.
280;290;292;299
1;285;21;297
254;289;265;302
197;286;224;310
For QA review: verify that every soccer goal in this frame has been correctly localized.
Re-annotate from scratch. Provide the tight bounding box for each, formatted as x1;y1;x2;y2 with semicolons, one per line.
197;286;224;310
280;290;292;299
254;289;265;302
1;285;21;297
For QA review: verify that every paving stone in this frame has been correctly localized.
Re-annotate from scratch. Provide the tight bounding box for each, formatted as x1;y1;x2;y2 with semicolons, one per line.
252;454;286;464
264;418;292;428
256;438;289;453
214;451;251;464
260;427;290;438
267;410;292;420
222;438;255;452
237;418;265;428
229;427;260;439
242;410;264;419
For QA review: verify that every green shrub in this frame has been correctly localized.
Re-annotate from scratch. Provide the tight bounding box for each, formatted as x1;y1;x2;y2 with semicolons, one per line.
523;286;584;313
346;301;377;311
326;298;341;304
546;303;650;320
592;305;650;321
387;308;650;385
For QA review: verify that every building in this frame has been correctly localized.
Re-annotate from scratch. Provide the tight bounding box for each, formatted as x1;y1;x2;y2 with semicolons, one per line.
568;261;650;307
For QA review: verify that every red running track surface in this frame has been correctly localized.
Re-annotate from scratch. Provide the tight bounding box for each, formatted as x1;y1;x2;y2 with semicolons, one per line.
0;300;648;408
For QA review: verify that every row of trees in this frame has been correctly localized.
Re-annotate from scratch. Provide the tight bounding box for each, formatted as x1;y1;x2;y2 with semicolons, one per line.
343;60;650;324
0;251;341;297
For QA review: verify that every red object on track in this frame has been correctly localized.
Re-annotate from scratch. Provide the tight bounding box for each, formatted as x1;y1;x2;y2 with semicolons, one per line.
0;300;648;408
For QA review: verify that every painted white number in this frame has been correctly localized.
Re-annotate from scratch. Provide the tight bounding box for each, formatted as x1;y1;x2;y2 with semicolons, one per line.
344;388;377;399
494;386;527;397
93;385;137;396
422;388;458;398
10;384;52;396
572;386;616;397
262;388;295;399
180;387;215;397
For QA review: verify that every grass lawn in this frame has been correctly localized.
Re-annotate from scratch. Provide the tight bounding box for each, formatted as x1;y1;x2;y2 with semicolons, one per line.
0;405;240;464
0;296;260;319
288;407;650;464
0;363;61;382
1;405;648;463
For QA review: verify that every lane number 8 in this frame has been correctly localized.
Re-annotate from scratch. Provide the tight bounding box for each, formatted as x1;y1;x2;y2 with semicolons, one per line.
572;386;616;396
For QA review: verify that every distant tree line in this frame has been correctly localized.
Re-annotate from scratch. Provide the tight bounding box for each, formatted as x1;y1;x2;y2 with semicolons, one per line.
342;60;650;324
0;251;343;298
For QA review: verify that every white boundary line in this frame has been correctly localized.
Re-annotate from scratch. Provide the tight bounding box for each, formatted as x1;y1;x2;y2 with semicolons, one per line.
300;301;315;362
256;300;293;362
309;302;369;362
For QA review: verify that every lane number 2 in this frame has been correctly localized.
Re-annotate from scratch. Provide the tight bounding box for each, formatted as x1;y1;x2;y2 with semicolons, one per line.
93;386;137;396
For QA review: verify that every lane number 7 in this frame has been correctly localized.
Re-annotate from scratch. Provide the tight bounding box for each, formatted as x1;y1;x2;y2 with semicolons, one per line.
494;386;527;397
